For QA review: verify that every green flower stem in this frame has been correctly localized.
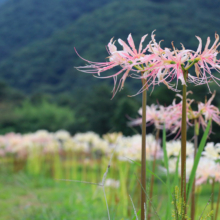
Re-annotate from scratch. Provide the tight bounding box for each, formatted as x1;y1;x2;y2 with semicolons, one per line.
141;71;147;220
181;69;188;220
185;60;197;71
191;118;198;220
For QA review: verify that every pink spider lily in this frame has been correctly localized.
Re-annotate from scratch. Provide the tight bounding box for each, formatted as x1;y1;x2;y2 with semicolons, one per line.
134;32;203;92
128;100;185;137
196;91;220;130
128;91;220;137
76;31;220;96
130;32;178;92
174;91;220;133
128;104;161;128
190;33;220;90
75;34;149;97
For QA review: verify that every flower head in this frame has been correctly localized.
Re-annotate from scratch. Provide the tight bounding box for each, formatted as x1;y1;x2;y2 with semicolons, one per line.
191;34;220;89
76;34;149;97
197;91;220;129
76;31;220;96
128;93;192;136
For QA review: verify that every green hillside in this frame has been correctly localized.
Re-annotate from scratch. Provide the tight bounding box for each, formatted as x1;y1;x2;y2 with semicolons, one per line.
0;0;111;60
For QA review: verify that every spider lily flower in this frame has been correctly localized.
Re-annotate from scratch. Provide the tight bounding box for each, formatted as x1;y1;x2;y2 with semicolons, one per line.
196;91;220;129
195;157;216;185
139;32;202;90
166;140;194;158
161;156;194;179
128;102;183;136
213;163;220;183
127;104;159;127
202;142;220;160
128;93;194;136
159;47;191;85
115;134;162;161
75;33;149;97
143;32;220;91
105;179;120;188
76;31;220;95
174;91;220;133
190;34;220;89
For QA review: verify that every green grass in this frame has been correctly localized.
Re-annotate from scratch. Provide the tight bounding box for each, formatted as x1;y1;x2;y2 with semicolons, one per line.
0;171;218;220
0;172;117;220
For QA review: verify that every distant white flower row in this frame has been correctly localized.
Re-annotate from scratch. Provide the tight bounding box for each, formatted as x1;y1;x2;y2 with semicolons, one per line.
0;130;161;160
0;129;220;186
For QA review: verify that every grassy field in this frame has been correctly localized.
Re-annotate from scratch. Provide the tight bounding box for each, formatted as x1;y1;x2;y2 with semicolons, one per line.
0;172;113;220
0;169;217;220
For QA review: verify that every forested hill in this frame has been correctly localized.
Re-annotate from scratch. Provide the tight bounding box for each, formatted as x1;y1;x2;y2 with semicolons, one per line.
0;0;220;94
0;0;111;60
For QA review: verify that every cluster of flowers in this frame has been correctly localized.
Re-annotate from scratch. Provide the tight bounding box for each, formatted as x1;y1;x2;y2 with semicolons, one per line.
128;91;220;136
165;141;220;185
1;130;220;186
0;130;161;161
76;31;220;95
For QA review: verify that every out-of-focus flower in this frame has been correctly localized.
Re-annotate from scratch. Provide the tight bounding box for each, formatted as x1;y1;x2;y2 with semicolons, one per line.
73;132;100;145
54;130;71;141
129;90;220;137
4;133;31;158
105;179;120;188
196;91;220;130
71;140;90;153
167;158;178;174
116;134;162;161
91;139;110;154
213;163;220;183
202;142;220;160
31;130;54;147
161;157;194;180
166;140;194;158
196;157;216;185
128;96;187;136
73;132;111;154
103;132;122;144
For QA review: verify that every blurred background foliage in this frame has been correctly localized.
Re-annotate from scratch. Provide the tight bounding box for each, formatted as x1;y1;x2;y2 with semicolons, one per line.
0;0;219;141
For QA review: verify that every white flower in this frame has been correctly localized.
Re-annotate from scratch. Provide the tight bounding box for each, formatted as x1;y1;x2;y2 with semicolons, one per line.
92;139;110;153
196;157;216;185
54;130;71;140
105;179;120;188
166;140;194;158
202;142;220;160
73;132;100;145
116;134;162;161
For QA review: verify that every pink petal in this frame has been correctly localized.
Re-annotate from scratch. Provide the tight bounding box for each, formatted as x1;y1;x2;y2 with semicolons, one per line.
127;34;137;55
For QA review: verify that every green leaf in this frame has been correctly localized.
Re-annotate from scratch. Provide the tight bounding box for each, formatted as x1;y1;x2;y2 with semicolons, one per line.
125;157;141;167
132;209;141;220
186;119;211;202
